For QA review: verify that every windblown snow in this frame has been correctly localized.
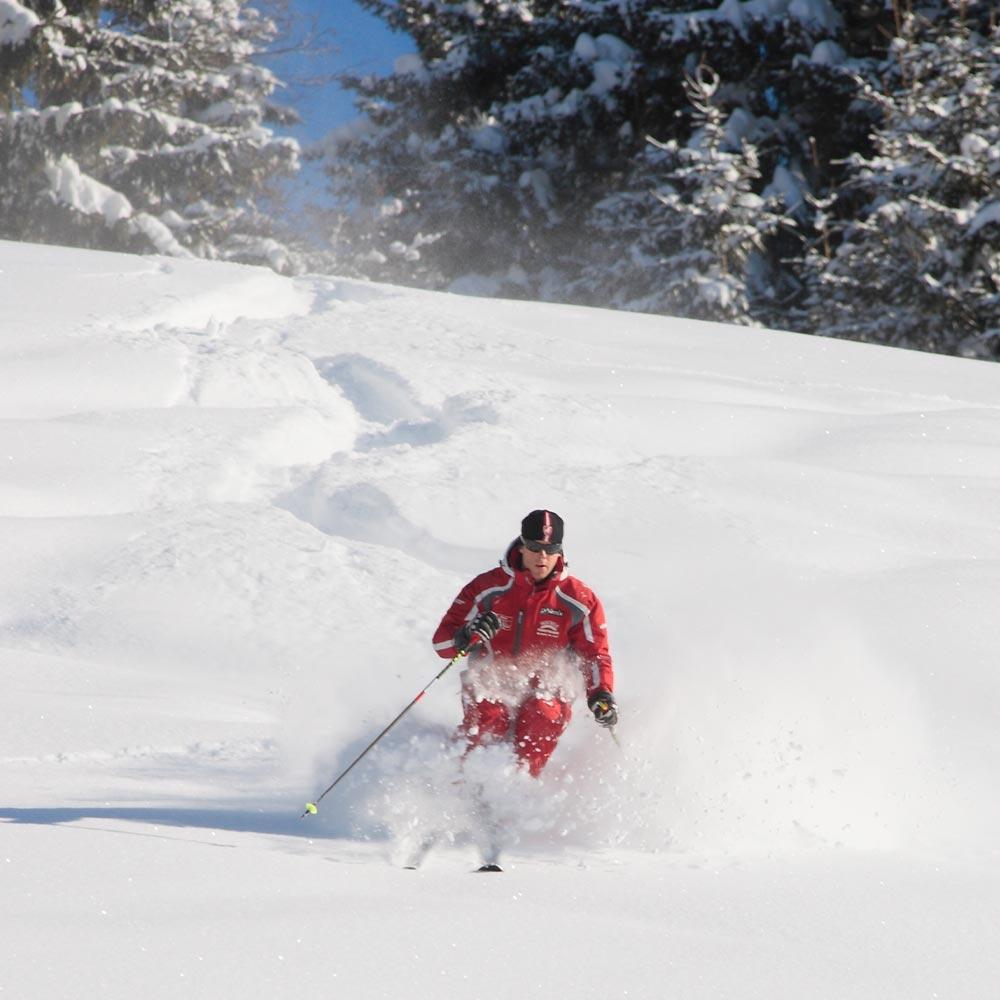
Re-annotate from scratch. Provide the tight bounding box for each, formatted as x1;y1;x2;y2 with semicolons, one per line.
2;239;998;999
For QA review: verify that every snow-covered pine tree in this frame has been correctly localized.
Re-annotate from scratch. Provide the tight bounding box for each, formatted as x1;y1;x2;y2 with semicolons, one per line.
798;2;1000;357
571;65;784;322
325;0;627;294
325;0;887;314
0;0;300;270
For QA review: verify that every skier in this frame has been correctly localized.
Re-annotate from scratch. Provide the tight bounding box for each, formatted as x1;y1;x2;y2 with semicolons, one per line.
432;509;617;777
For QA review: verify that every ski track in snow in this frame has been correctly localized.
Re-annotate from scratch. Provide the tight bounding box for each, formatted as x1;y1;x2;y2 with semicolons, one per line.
3;241;1000;999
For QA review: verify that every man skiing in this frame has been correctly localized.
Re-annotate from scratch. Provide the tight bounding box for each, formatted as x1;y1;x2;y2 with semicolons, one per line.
432;509;617;776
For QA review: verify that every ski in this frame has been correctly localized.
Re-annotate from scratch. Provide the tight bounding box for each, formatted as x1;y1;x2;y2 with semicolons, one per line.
466;779;504;872
400;831;441;870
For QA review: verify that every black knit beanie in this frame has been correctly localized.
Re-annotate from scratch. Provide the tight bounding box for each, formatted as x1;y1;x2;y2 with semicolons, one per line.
520;509;564;545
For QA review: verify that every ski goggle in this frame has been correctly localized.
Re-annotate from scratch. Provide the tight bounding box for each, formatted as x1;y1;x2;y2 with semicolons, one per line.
520;536;562;555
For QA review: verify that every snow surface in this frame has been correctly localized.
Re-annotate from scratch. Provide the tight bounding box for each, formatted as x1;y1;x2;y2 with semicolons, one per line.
2;238;1000;999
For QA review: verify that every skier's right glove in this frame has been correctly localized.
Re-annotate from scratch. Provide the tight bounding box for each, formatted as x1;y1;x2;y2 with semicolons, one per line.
454;610;501;653
588;689;618;728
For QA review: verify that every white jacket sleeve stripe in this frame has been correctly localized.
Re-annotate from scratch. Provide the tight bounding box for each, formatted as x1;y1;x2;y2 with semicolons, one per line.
554;586;594;644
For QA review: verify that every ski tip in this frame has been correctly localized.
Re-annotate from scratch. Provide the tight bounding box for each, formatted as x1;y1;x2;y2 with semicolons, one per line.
476;863;503;873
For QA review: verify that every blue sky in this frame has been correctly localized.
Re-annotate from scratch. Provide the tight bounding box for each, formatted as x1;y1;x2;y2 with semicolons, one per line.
261;2;414;214
270;2;414;143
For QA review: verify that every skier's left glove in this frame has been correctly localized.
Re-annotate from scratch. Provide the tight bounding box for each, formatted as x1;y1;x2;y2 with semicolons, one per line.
588;689;618;728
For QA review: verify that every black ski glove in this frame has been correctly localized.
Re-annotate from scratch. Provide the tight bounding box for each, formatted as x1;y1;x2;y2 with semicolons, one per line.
588;689;618;728
454;610;501;653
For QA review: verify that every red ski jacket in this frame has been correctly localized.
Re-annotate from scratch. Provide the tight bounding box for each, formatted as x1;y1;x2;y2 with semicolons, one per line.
432;540;615;698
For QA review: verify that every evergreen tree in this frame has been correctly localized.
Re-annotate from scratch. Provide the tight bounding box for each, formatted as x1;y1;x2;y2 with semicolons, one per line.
798;2;1000;357
572;66;784;322
325;0;883;313
0;0;300;269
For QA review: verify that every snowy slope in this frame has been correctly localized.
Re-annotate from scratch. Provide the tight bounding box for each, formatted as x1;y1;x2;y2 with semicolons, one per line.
2;239;999;999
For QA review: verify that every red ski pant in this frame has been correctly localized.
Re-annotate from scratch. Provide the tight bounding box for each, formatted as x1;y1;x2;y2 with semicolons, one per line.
461;696;572;776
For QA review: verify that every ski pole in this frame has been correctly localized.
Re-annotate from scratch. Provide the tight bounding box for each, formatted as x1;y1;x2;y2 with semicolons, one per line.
301;640;478;819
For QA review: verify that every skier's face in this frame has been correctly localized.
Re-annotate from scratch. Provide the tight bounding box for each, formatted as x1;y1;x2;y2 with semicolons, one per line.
520;543;559;581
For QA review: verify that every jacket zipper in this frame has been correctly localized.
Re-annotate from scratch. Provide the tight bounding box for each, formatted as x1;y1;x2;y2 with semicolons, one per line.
513;610;525;655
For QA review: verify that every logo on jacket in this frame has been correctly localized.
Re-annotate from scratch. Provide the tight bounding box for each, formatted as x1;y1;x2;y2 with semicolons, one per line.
539;607;564;617
536;621;561;638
